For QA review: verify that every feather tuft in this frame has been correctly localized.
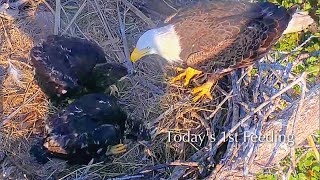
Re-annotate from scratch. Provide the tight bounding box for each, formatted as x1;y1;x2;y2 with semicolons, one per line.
7;59;23;87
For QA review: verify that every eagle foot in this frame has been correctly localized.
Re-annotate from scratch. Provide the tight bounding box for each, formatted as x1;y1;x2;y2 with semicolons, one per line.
106;144;127;155
191;81;214;102
175;67;184;73
171;67;202;86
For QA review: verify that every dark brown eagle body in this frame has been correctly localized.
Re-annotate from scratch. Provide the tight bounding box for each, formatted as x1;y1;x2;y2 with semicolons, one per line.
30;94;150;164
166;1;296;74
30;35;128;100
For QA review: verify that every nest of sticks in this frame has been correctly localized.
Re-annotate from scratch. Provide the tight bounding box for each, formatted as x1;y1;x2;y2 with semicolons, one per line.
0;0;318;179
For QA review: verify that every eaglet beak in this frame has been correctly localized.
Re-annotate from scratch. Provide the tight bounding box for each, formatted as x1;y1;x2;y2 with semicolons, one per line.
130;48;149;63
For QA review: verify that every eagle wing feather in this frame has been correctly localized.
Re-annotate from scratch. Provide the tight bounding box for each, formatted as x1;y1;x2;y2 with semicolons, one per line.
166;2;294;73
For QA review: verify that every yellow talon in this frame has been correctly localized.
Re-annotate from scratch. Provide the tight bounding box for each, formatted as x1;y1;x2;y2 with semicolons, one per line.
175;67;184;73
171;67;202;86
191;81;214;102
106;144;127;155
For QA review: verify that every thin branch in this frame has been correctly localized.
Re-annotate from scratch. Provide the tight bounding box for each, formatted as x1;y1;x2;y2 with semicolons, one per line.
307;135;320;162
121;0;156;28
54;0;61;34
1;89;41;127
0;18;13;50
287;77;307;178
62;0;87;34
91;0;126;63
210;72;307;157
41;0;55;14
117;1;134;74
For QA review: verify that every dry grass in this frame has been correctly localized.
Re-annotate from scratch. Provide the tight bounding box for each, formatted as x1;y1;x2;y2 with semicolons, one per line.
0;12;63;179
0;0;318;179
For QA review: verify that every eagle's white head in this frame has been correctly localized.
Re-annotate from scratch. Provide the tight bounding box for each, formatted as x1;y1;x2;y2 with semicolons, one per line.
130;25;182;63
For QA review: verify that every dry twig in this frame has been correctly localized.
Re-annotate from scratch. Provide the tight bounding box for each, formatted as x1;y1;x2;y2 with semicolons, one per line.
54;0;61;34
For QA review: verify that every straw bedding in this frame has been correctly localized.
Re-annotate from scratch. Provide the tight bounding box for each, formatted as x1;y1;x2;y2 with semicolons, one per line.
0;0;317;179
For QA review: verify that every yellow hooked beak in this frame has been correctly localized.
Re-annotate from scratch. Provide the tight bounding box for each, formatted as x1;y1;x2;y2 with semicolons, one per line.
130;48;149;63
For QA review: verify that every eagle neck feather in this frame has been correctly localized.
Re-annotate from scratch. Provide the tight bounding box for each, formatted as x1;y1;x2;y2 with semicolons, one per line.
154;25;182;64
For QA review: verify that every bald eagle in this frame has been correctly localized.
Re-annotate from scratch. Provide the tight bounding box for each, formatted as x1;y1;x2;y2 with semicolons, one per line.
31;94;150;164
130;1;297;101
30;35;128;100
